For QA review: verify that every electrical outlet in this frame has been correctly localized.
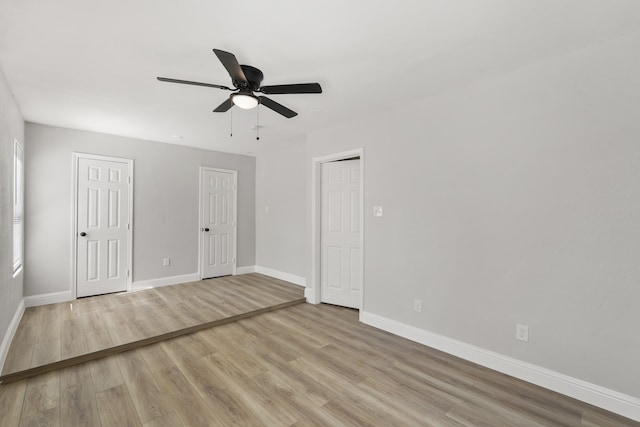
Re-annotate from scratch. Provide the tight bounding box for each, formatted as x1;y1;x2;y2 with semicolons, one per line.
516;324;529;342
413;299;422;313
163;258;170;267
373;206;383;217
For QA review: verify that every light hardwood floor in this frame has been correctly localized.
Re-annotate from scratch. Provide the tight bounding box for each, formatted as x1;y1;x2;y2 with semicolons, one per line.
0;302;637;426
1;273;305;382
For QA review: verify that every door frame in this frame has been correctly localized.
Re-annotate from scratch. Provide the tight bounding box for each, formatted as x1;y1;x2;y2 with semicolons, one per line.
310;148;364;310
71;152;134;299
198;166;238;279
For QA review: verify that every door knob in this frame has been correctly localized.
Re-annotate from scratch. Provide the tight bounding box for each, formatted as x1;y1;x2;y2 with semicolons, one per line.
204;228;210;232
79;232;87;237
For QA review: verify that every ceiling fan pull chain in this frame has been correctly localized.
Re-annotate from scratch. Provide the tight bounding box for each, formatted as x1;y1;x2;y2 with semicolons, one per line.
256;105;260;140
230;109;233;137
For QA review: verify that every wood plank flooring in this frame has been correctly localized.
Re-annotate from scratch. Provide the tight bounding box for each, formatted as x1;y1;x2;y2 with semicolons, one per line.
0;303;637;426
1;274;305;383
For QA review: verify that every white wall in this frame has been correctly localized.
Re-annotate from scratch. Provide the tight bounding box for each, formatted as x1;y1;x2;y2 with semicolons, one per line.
261;31;640;399
255;138;308;278
24;123;256;297
0;66;24;349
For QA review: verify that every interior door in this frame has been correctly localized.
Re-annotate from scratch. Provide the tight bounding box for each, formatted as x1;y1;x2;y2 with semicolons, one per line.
321;159;361;308
201;168;236;279
76;156;131;297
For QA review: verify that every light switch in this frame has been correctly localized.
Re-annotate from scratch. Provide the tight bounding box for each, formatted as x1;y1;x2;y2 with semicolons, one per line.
373;206;383;217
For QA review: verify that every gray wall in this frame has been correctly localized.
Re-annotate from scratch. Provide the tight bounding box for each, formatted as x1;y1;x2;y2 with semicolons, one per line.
24;123;255;296
0;66;25;343
261;32;640;397
255;139;308;278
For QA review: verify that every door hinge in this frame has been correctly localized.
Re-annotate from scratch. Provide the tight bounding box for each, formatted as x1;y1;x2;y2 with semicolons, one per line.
127;223;130;230
128;176;131;183
127;270;130;277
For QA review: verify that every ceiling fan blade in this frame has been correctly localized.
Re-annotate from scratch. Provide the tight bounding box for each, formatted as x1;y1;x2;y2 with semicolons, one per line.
259;96;297;118
213;97;234;112
157;77;232;91
259;83;322;95
213;49;248;85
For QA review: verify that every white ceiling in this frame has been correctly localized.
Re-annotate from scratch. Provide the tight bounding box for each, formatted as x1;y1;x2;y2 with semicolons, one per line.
1;0;640;156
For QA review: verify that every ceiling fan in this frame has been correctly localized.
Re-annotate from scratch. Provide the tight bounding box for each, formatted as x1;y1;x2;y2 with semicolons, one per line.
157;49;322;119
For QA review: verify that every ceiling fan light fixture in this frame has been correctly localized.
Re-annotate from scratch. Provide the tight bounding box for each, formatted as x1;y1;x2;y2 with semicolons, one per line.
231;92;259;109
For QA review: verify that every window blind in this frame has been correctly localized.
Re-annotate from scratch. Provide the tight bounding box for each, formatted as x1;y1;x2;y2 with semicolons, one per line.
13;140;23;275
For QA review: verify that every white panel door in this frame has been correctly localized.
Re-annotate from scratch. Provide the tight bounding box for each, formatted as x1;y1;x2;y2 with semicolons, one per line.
201;169;235;278
321;159;361;308
77;157;131;297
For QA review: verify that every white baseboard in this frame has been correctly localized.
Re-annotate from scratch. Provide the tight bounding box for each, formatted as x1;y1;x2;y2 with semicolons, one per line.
304;287;317;303
360;311;640;422
0;298;25;374
132;272;200;291
254;266;306;287
24;290;73;307
235;265;256;275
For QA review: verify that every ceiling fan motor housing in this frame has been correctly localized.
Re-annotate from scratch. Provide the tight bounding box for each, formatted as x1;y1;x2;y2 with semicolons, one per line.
238;65;263;91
